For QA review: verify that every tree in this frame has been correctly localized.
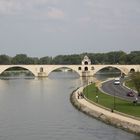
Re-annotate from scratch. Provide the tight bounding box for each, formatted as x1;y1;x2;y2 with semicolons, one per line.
11;54;30;64
119;52;127;64
0;55;11;64
32;57;40;64
52;55;81;64
127;51;140;64
39;56;52;64
131;71;140;96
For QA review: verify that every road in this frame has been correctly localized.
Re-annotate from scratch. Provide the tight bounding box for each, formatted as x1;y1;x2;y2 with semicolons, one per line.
101;79;140;102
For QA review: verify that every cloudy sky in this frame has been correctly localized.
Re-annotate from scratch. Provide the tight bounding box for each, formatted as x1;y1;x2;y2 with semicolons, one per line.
0;0;140;57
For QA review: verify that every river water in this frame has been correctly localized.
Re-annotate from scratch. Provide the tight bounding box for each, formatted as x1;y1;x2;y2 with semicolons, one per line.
0;72;139;140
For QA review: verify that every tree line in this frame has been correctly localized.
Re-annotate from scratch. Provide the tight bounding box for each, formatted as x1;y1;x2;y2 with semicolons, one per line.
0;51;140;65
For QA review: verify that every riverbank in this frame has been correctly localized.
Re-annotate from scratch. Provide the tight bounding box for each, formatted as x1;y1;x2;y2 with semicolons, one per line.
70;86;140;135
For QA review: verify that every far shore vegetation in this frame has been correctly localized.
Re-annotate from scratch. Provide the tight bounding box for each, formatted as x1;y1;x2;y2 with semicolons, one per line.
0;51;140;65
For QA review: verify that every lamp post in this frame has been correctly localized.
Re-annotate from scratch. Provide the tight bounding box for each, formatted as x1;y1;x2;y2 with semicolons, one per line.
87;78;89;98
112;83;118;112
113;88;116;111
95;86;99;103
111;81;115;112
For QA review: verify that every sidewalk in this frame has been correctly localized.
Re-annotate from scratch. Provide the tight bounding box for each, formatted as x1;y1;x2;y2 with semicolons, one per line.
72;87;140;135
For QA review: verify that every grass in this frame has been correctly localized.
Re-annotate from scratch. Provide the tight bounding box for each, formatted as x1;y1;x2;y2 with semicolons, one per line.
125;79;136;90
83;84;140;118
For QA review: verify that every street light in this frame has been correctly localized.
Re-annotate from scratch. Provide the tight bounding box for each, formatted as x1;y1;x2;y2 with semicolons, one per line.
87;77;89;98
113;87;116;111
112;82;119;112
95;86;99;103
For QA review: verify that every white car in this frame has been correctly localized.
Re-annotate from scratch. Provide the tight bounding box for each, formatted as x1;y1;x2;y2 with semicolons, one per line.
114;78;120;85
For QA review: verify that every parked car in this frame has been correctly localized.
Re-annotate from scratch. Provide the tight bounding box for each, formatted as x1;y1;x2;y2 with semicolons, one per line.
126;91;135;97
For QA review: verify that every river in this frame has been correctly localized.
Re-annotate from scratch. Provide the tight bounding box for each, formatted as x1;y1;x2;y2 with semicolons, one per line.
0;71;139;140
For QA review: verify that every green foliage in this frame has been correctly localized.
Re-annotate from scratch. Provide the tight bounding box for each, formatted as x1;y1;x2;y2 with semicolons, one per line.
0;55;11;64
0;50;140;65
131;72;140;95
39;56;52;64
125;80;135;90
127;51;140;64
11;54;30;64
52;54;82;64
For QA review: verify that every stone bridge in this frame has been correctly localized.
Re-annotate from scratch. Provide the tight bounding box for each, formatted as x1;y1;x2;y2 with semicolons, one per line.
0;56;139;77
0;64;139;77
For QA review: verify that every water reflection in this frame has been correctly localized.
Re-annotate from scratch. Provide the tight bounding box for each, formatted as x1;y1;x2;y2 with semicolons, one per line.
0;70;34;80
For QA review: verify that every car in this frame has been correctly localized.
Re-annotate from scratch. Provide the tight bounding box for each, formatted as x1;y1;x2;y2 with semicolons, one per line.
126;91;135;97
114;78;120;85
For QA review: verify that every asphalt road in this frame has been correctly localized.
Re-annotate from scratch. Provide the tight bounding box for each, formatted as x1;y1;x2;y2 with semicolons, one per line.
101;79;140;102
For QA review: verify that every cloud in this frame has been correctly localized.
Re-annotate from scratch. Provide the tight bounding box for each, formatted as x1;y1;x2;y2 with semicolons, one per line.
0;0;65;22
77;17;91;24
0;0;60;15
44;26;66;33
47;7;64;19
74;17;92;29
85;0;140;31
0;0;22;15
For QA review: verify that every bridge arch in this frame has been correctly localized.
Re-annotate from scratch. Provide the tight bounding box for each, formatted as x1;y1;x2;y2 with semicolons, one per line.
84;66;88;71
0;65;36;77
47;66;81;77
94;65;128;76
130;68;135;73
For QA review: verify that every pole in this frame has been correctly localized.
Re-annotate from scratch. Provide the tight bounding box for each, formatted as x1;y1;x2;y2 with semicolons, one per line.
113;84;117;111
87;78;88;98
96;86;98;103
113;89;116;110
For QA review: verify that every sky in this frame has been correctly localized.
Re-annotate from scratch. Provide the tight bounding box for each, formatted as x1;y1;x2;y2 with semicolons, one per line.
0;0;140;57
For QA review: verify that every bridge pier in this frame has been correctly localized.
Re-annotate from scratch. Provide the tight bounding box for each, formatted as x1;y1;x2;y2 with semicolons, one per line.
37;72;48;77
82;71;93;77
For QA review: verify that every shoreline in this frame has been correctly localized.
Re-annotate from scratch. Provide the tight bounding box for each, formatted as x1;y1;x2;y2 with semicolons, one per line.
70;86;140;136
